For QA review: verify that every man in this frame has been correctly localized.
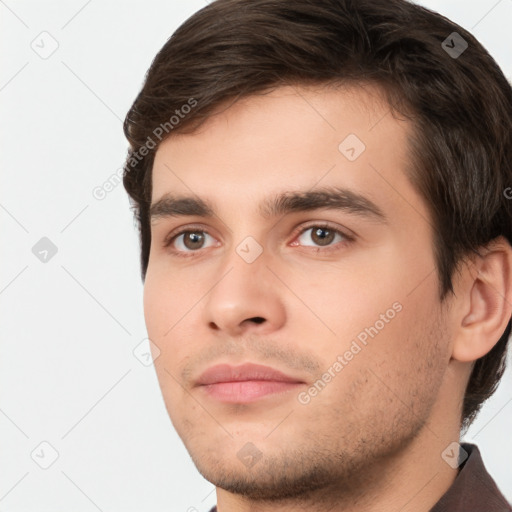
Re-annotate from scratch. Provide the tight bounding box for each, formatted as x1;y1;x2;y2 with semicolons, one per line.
122;0;512;510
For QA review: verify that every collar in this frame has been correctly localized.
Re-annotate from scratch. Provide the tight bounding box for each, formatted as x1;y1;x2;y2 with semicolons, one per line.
430;442;511;511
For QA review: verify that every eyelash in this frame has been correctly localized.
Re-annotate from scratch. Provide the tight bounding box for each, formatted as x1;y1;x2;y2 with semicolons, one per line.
162;222;354;258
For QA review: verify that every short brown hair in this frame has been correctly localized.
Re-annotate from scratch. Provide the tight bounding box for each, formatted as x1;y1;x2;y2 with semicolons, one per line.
122;0;512;432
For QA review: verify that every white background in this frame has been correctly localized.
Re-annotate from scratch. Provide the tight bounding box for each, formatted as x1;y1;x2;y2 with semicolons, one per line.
1;1;511;510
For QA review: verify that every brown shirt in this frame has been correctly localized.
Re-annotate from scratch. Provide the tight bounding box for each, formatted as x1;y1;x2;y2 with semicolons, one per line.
430;442;511;511
207;443;511;511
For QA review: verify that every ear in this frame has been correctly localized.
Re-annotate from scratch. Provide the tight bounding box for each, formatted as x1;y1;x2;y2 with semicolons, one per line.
451;237;512;363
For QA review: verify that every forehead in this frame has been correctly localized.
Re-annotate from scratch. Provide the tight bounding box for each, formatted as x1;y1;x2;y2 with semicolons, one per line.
150;83;425;225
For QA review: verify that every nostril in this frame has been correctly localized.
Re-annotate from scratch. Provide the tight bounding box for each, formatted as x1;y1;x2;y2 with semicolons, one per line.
250;317;265;324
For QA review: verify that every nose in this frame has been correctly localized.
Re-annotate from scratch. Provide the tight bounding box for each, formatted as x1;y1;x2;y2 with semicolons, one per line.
201;251;286;338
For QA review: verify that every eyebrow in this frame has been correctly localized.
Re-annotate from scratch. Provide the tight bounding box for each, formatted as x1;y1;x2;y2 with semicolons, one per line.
149;186;387;224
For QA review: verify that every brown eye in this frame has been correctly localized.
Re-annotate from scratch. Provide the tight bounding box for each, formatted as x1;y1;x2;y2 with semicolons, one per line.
181;231;206;250
310;227;336;246
295;225;348;249
164;228;216;256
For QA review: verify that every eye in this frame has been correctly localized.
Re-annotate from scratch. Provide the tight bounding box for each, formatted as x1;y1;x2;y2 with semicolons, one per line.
163;227;217;257
291;223;352;251
163;222;353;258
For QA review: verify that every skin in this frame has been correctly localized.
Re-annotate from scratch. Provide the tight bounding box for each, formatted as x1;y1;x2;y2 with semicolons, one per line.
143;84;512;512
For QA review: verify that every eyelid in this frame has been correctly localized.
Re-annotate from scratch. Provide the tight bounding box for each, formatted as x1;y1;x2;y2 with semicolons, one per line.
289;220;355;243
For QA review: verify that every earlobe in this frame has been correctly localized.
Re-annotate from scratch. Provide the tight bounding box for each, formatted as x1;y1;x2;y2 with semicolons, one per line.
452;237;512;363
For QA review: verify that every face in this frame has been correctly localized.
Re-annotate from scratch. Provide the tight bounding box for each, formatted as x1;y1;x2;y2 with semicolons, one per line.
144;84;454;500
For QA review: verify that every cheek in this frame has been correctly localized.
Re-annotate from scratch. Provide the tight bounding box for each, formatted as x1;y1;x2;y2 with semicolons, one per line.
143;269;182;358
143;266;205;385
143;275;191;419
318;298;446;431
283;251;404;350
143;272;166;339
301;250;443;391
143;255;191;331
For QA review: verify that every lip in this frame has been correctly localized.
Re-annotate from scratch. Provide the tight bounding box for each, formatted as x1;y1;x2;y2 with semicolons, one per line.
196;363;304;386
195;363;305;403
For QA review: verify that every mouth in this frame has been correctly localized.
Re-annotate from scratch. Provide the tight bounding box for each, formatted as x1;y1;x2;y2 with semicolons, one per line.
195;362;306;403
